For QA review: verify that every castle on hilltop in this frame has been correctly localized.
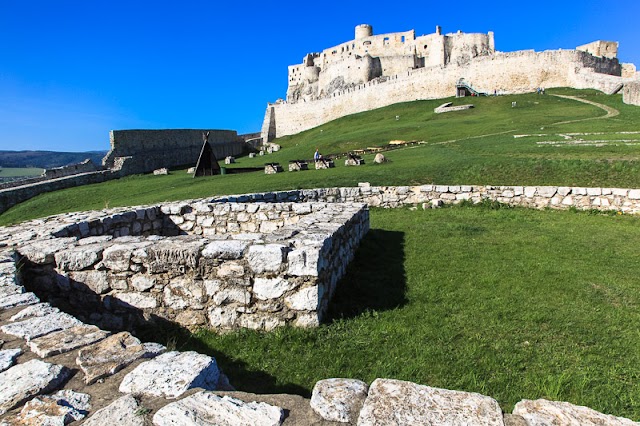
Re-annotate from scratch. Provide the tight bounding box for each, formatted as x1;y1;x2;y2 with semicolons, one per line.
261;24;638;142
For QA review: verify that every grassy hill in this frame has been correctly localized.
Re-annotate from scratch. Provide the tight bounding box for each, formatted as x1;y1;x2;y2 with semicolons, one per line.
2;89;640;420
0;150;106;169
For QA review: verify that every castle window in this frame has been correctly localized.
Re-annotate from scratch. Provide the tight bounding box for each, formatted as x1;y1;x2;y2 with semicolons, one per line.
424;44;428;50
363;41;371;46
384;37;390;46
401;36;406;43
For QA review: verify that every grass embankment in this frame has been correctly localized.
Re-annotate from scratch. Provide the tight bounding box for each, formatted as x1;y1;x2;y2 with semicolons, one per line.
3;89;640;226
175;204;640;419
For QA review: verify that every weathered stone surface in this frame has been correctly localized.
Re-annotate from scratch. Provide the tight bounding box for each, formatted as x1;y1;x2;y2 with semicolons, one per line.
54;244;103;270
1;312;81;340
311;378;369;423
0;292;39;310
0;360;70;415
69;270;110;294
9;303;59;321
82;394;144;426
119;351;220;398
112;292;157;309
28;325;109;357
0;348;22;373
153;392;284;426
0;284;22;298
130;274;155;291
202;240;250;259
247;244;287;273
163;278;205;310
357;379;504;426
513;399;640;426
253;277;296;300
16;390;91;425
287;248;320;276
209;306;239;329
285;286;319;311
373;153;386;164
17;237;77;264
76;332;165;384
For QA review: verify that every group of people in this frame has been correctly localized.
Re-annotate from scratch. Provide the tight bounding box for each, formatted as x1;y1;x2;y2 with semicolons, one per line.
536;87;546;95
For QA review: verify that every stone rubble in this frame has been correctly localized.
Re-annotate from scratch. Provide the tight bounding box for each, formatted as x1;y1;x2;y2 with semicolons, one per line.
12;390;91;425
81;394;144;426
513;399;640;426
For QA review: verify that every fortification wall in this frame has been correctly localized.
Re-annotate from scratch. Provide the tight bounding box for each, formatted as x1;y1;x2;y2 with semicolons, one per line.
623;81;640;106
43;159;99;179
102;129;244;175
265;50;624;139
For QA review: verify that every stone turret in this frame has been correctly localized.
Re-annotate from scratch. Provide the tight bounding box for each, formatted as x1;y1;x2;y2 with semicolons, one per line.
355;24;373;40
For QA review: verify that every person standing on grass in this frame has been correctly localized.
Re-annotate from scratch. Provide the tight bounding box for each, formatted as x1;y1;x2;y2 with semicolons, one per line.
314;148;322;162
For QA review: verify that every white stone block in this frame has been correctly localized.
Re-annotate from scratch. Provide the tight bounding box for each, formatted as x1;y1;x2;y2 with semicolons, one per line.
202;240;250;259
153;392;284;426
513;399;639;426
357;379;503;426
254;277;296;300
285;286;319;311
119;351;220;398
247;244;287;273
311;378;369;423
0;359;70;415
83;394;145;426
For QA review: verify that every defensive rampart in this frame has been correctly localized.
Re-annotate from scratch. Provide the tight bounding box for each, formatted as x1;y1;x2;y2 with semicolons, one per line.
102;129;244;175
623;81;640;106
264;49;627;140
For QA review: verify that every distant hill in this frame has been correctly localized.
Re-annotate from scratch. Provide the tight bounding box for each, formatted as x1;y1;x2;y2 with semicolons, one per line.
0;150;107;169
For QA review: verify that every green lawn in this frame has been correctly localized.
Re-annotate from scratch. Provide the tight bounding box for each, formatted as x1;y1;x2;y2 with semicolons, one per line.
179;205;640;419
0;167;43;178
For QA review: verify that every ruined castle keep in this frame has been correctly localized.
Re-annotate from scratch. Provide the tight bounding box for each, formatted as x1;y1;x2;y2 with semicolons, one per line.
261;25;636;142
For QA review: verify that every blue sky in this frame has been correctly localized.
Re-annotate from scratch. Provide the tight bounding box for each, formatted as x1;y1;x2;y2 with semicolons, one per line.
1;0;638;152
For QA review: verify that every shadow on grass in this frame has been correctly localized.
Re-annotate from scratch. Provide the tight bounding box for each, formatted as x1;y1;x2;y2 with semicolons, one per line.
326;228;407;321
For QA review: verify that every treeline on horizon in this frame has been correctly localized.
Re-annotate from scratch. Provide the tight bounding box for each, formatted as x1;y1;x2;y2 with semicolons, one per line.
0;150;107;169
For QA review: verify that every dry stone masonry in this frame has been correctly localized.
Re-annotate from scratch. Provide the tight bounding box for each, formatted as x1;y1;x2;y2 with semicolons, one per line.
1;188;640;424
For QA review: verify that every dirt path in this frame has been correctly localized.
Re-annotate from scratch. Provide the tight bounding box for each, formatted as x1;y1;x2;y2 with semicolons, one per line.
551;94;620;125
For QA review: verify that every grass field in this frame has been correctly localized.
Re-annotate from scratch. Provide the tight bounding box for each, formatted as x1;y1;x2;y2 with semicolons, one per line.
0;167;43;178
2;89;640;419
165;204;640;419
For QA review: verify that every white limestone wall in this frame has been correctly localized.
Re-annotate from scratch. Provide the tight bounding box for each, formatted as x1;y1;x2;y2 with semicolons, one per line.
264;50;624;141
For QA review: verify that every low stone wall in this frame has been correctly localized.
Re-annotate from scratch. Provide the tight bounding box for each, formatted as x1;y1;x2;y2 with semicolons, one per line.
0;170;122;215
14;201;369;332
43;159;99;179
214;183;640;213
623;80;640;106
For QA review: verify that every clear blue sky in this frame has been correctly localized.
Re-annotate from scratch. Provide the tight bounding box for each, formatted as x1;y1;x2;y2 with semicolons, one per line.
1;0;638;152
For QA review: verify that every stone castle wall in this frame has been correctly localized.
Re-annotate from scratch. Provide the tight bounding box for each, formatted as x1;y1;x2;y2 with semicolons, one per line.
623;81;640;106
42;159;99;179
102;129;245;175
264;49;625;140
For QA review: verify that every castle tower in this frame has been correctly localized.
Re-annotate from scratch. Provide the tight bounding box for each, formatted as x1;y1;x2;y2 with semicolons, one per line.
355;24;373;40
